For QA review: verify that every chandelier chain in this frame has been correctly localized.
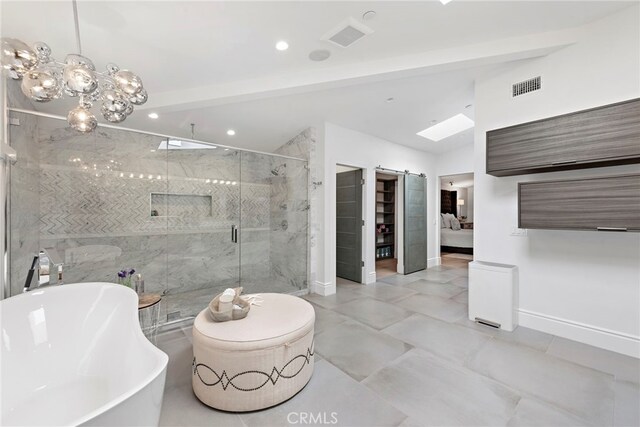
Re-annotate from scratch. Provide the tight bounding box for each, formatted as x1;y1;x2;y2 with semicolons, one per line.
72;0;82;54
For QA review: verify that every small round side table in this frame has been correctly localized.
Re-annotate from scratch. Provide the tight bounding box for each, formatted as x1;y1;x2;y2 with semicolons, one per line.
138;293;162;344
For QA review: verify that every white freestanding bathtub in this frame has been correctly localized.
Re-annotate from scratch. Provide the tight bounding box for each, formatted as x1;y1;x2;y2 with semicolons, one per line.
0;282;168;426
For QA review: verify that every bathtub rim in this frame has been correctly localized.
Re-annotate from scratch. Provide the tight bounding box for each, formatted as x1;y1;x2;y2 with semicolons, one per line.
0;282;169;426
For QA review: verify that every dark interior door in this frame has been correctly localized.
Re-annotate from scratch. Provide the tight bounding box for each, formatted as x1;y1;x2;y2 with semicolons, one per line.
336;170;363;283
404;175;427;274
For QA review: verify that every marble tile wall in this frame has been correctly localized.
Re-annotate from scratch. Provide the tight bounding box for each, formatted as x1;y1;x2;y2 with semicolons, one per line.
7;110;309;318
274;127;318;290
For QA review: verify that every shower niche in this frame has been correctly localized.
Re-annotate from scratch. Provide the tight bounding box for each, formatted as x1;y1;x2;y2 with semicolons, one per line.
7;111;309;321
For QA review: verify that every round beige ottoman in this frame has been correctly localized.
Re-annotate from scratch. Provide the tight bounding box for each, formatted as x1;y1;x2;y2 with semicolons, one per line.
192;293;315;412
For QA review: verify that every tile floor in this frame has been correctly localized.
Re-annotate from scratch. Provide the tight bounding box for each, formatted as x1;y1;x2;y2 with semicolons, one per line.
156;256;640;427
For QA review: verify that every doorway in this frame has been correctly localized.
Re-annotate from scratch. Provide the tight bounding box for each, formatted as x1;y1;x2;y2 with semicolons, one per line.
375;173;398;279
439;173;474;267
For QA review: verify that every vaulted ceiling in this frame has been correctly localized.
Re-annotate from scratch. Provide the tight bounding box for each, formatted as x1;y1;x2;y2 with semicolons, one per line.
2;1;634;152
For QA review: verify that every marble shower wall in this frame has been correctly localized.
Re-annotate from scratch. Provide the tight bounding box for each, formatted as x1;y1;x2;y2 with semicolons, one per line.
274;127;318;290
34;117;274;301
8;110;309;317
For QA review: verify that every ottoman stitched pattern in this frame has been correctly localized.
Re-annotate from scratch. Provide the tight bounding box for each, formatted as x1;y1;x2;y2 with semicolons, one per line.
192;343;314;392
192;293;316;411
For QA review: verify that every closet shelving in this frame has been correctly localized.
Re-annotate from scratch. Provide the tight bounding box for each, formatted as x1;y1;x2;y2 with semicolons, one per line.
376;179;396;260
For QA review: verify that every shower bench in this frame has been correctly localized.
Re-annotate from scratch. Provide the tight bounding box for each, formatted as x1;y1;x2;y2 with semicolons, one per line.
191;293;315;412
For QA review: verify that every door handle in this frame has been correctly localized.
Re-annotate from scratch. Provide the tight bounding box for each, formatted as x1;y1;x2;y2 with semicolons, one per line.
231;225;238;243
597;227;627;232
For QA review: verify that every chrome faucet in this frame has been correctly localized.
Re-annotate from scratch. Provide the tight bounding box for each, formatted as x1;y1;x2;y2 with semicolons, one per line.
43;247;65;286
23;248;65;292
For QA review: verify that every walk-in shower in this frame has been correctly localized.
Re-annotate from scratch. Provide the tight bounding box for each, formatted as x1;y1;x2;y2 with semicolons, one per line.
6;109;309;321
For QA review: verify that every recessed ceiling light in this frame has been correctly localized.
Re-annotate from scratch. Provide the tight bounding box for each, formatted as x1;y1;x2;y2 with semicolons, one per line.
148;112;159;119
440;0;453;4
386;97;395;103
226;129;236;136
417;113;474;142
465;104;473;109
275;41;289;51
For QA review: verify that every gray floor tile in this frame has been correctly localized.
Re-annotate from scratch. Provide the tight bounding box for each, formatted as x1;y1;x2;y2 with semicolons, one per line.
314;319;411;381
334;297;413;330
395;294;468;323
159;383;244;427
379;274;423;286
402;279;466;299
468;339;615;426
414;269;458;283
383;314;493;366
359;282;419;302
452;290;468;304
447;267;470;278
240;359;408;427
363;349;521;426
310;303;349;334
303;286;363;309
547;336;640;384
397;417;426;427
492;326;554;353
448;276;469;287
614;381;640;427
507;398;594;427
156;328;193;390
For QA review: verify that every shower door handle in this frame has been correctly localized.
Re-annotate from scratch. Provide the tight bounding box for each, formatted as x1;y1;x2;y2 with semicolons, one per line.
231;225;238;243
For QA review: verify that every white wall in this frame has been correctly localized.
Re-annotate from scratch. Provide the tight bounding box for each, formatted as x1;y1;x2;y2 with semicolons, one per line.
316;123;437;295
436;142;474;178
466;186;474;222
474;5;640;357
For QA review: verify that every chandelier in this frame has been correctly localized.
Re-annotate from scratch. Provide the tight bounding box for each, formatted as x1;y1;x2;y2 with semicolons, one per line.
0;1;147;133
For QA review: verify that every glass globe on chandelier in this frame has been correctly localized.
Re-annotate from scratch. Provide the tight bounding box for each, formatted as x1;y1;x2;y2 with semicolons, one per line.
0;0;147;133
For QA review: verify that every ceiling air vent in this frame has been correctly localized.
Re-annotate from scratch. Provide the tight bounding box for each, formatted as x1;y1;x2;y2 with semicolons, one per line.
512;76;541;97
321;17;374;48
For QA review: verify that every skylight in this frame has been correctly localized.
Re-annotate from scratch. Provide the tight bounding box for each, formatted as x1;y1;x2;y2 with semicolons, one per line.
417;114;474;141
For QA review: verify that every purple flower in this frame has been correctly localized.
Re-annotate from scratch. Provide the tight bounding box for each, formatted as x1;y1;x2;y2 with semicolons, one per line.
117;270;127;278
129;269;136;276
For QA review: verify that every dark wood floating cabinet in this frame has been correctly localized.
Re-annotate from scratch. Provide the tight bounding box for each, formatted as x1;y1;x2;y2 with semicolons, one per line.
487;98;640;177
518;174;640;232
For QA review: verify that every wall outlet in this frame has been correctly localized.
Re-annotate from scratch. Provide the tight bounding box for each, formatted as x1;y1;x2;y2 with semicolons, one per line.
510;228;528;237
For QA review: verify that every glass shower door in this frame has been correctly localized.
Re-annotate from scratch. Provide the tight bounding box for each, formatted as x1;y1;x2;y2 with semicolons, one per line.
239;152;308;294
165;142;241;319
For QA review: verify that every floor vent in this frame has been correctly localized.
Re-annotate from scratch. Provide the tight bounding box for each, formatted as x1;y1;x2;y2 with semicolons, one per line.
475;317;501;329
512;76;541;97
322;17;373;48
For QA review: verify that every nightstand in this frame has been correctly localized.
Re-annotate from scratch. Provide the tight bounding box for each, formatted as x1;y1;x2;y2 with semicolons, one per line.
461;222;474;229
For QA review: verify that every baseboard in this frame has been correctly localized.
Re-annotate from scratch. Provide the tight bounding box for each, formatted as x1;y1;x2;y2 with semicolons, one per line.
428;257;441;269
366;271;376;284
312;280;336;296
518;308;640;358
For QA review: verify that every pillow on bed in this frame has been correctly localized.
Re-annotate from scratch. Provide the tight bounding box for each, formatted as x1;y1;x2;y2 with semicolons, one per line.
441;213;455;229
440;215;446;228
451;217;461;230
441;213;451;228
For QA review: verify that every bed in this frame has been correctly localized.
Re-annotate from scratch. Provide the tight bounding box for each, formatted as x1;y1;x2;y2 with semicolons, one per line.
440;228;474;254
